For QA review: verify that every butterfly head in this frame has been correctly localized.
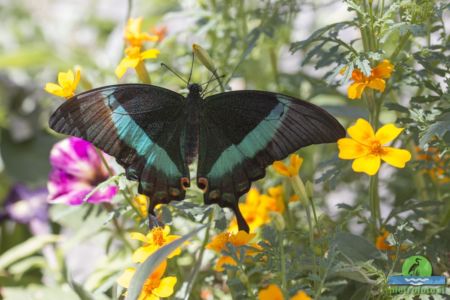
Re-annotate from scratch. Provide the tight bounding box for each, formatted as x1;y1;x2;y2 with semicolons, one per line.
187;83;202;95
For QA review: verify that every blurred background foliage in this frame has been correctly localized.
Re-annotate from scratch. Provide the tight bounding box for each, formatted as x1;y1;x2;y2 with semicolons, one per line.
0;0;449;299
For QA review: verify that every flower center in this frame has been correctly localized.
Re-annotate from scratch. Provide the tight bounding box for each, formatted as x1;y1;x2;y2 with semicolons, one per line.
370;141;386;156
152;228;165;246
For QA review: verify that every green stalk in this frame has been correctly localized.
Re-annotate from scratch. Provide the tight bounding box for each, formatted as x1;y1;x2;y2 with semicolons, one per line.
184;211;214;300
279;231;287;296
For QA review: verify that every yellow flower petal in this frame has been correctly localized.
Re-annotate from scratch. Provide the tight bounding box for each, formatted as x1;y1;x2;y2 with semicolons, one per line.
291;290;312;300
375;124;404;145
337;138;370;159
381;147;411;168
367;78;385;92
130;232;148;242
229;230;256;246
132;246;155;263
347;119;375;145
348;82;366;99
44;83;65;97
258;284;284;300
58;70;74;87
140;48;160;59
152;276;177;297
352;154;381;175
215;256;237;272
117;267;136;288
289;154;303;175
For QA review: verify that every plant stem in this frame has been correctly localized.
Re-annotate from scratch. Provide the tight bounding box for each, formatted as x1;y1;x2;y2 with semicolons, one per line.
279;231;287;295
184;211;214;300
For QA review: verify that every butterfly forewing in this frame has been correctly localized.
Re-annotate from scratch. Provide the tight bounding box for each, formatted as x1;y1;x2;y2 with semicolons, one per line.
198;90;345;230
49;84;189;212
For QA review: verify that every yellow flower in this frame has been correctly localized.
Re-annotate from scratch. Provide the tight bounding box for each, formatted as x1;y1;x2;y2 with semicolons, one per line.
347;60;394;99
117;260;177;300
258;284;312;300
131;226;181;263
337;119;411;175
228;189;269;232
44;68;81;99
273;154;303;177
206;230;260;271
125;17;159;47
267;185;285;213
115;46;160;79
133;194;148;219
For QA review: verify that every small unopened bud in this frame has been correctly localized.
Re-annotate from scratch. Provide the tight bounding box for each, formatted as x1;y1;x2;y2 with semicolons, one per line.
236;269;248;284
192;44;216;73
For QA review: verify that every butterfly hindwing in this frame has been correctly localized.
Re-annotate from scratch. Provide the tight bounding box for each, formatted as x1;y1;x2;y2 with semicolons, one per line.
198;90;346;230
49;84;189;212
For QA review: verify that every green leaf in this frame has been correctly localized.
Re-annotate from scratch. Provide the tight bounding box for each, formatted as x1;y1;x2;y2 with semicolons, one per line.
332;232;387;262
125;225;206;300
419;113;450;147
355;59;371;77
0;235;59;270
384;103;409;113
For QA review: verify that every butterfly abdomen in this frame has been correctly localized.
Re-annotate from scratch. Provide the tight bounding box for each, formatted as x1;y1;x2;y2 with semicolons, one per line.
183;93;202;165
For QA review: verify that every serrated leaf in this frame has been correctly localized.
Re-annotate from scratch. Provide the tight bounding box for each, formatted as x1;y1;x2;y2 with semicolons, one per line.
125;225;206;300
355;59;371;76
419;114;450;147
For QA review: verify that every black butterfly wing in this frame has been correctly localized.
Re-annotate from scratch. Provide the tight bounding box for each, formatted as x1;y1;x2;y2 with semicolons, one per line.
49;84;189;214
198;90;345;231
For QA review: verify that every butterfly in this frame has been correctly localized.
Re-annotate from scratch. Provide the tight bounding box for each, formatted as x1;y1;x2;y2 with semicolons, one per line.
49;83;345;232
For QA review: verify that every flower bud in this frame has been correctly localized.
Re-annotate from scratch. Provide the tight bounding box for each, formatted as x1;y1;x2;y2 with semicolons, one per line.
192;44;216;73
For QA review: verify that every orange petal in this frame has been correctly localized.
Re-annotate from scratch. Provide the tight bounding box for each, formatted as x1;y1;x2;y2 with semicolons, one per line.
381;147;411;168
367;78;385;92
375;124;404;145
291;290;312;300
258;284;284;300
352;154;381;175
273;161;290;177
372;60;394;78
347;119;375;145
215;256;237;272
289;154;303;175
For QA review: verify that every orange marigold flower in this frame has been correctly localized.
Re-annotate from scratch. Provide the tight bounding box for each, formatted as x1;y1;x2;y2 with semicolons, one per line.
152;25;167;42
125;17;159;47
207;230;260;271
416;147;450;184
117;260;177;300
44;68;81;99
115;46;160;79
228;188;283;232
258;284;312;300
375;230;395;251
130;226;181;262
347;60;394;100
337;119;411;175
273;154;303;177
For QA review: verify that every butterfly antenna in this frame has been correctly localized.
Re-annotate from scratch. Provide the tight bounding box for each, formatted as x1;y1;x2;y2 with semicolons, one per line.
201;74;226;97
187;52;195;85
161;63;188;84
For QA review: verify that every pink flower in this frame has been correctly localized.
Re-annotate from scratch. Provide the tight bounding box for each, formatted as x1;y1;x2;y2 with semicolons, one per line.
48;137;117;205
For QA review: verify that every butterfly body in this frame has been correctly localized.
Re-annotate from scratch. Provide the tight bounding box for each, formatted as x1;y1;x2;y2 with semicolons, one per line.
49;83;345;232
